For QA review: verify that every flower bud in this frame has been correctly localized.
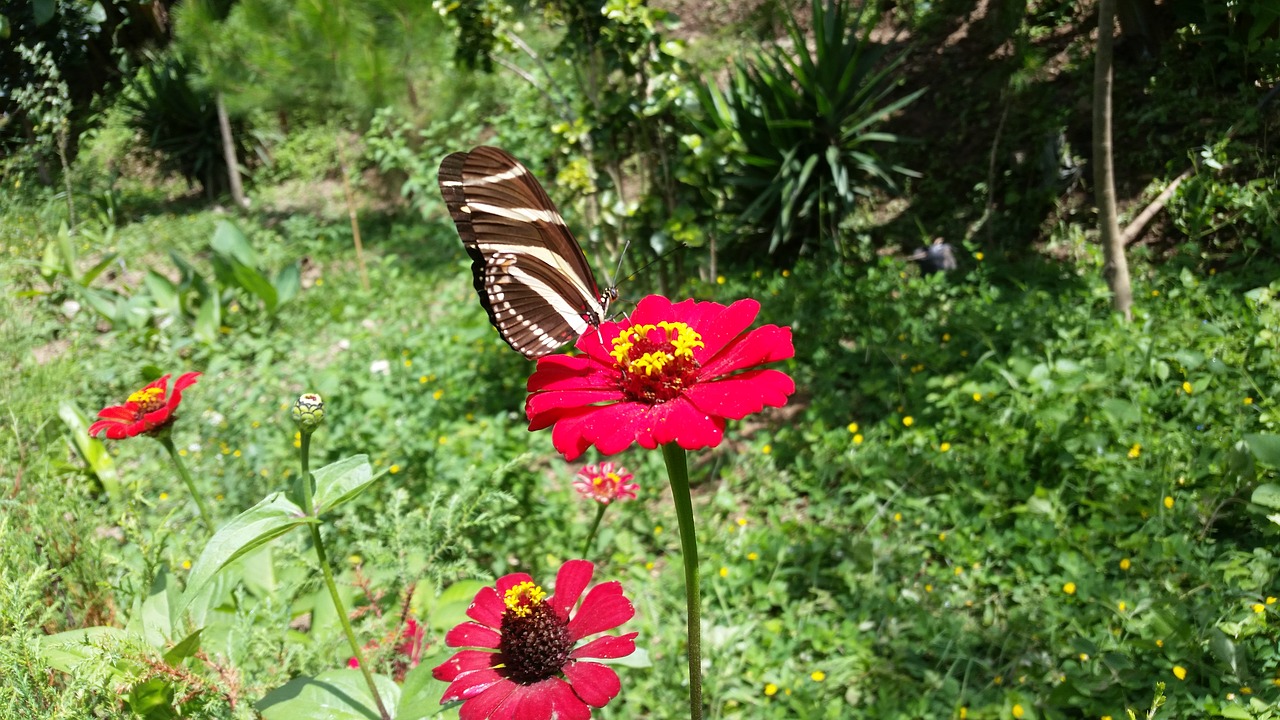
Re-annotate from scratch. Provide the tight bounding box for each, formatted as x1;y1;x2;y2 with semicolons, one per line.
292;393;325;430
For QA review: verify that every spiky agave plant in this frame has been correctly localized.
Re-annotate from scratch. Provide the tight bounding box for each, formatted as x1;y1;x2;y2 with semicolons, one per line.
693;0;925;257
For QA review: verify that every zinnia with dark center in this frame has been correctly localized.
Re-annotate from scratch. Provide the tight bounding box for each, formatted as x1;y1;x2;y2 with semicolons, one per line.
433;559;637;719
526;295;795;461
89;372;201;440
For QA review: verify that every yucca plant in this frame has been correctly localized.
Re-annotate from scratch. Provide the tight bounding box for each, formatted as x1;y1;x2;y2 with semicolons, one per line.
693;0;924;256
120;51;247;197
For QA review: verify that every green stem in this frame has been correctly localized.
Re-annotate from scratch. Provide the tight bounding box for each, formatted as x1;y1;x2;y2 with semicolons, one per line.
581;502;610;557
662;443;703;720
158;435;213;534
299;431;391;720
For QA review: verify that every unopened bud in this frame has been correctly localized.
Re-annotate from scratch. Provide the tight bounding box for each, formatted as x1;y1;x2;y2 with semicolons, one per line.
292;393;325;430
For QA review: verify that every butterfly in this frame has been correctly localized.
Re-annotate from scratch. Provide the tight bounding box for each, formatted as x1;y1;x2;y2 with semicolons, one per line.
438;146;617;359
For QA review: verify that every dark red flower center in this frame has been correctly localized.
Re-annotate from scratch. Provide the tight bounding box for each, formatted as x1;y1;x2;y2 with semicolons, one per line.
127;387;166;417
498;582;574;684
609;321;704;404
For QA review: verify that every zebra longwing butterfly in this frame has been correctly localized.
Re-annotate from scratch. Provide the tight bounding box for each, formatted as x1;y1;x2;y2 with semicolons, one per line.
438;146;616;359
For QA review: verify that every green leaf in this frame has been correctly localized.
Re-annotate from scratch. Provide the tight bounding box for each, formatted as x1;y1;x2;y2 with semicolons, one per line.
163;629;203;665
420;579;488;633
57;401;121;503
1251;483;1280;511
313;455;388;515
0;13;11;39
139;564;179;648
180;492;314;621
210;220;259;267
1245;434;1280;466
32;0;55;27
275;263;301;306
193;294;220;344
144;270;181;317
396;660;448;720
257;669;401;720
38;627;130;678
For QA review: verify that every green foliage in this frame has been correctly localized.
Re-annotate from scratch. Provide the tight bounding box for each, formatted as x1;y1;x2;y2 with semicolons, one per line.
691;0;922;257
119;51;245;197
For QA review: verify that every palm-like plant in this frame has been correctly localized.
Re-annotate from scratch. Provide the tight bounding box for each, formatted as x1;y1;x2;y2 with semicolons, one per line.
693;0;924;255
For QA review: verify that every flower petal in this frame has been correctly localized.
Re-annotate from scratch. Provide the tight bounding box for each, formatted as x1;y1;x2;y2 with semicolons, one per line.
445;622;501;649
687;298;761;362
698;324;795;380
496;679;591;720
526;388;625;430
566;581;634;640
172;372;201;393
571;632;638;660
144;374;172;393
96;405;137;422
457;677;517;720
548;559;593;619
441;666;506;703
433;649;498;682
526;354;608;393
684;369;796;420
466;586;505;629
495;572;535;596
563;661;622;708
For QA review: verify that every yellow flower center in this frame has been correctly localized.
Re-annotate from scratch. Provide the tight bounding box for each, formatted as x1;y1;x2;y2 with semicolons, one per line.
127;386;165;413
503;581;546;618
609;322;704;403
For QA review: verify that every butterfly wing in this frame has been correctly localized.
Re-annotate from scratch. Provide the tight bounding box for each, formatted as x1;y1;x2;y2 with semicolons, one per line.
438;146;606;359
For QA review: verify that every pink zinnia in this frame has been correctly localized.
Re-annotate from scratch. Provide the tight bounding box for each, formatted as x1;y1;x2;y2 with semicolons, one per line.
573;462;638;505
433;559;637;719
526;295;794;461
89;372;201;440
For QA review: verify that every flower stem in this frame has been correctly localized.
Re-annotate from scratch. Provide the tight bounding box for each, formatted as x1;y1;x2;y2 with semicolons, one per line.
662;443;702;720
581;503;610;557
158;436;213;534
298;430;391;720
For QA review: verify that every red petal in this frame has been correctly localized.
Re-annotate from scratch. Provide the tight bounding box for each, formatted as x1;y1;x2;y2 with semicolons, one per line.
96;405;136;421
432;649;497;682
525;354;597;392
466;586;505;629
693;299;761;362
563;661;622;708
172;372;201;393
548;560;593;619
628;295;678;325
544;407;612;461
496;682;553;720
445;622;501;649
494;572;535;596
525;388;624;430
699;325;794;380
685;369;796;420
87;420;117;438
571;632;638;660
144;374;172;393
442;666;506;703
117;422;144;439
566;581;633;640
457;677;517;719
562;403;654;457
142;406;175;428
541;679;593;720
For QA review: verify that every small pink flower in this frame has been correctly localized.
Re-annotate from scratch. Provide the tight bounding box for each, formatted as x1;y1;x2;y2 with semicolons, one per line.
573;462;638;505
433;559;637;719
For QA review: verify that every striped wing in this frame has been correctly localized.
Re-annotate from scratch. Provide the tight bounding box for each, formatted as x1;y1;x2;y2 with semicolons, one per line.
438;147;607;359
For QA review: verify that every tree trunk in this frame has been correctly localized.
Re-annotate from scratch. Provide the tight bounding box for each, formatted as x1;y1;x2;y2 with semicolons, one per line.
1093;0;1132;321
216;92;248;209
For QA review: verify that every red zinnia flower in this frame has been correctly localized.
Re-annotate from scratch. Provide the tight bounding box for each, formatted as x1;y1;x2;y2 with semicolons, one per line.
433;559;637;719
526;295;794;461
573;462;638;505
89;372;201;440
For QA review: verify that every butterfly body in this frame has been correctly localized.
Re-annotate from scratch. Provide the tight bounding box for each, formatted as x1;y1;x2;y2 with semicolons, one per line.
438;146;615;358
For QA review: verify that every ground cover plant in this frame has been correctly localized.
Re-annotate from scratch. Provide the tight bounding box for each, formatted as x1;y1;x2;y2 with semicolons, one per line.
4;0;1280;718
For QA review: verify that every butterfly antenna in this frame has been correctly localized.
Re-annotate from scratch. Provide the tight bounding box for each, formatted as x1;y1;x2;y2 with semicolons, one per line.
610;236;634;290
621;242;687;286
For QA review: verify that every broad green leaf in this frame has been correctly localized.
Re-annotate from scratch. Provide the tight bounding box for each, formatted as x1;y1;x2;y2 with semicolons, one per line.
57;401;121;503
144;270;181;317
210;220;258;267
1209;629;1239;676
1245;434;1280;466
396;654;451;720
275;263;301;306
0;13;10;39
1251;483;1280;511
180;492;313;621
257;669;400;720
139;564;178;648
163;629;203;665
80;251;119;287
194;296;220;344
32;0;54;27
39;627;130;678
420;580;488;633
313;455;388;515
